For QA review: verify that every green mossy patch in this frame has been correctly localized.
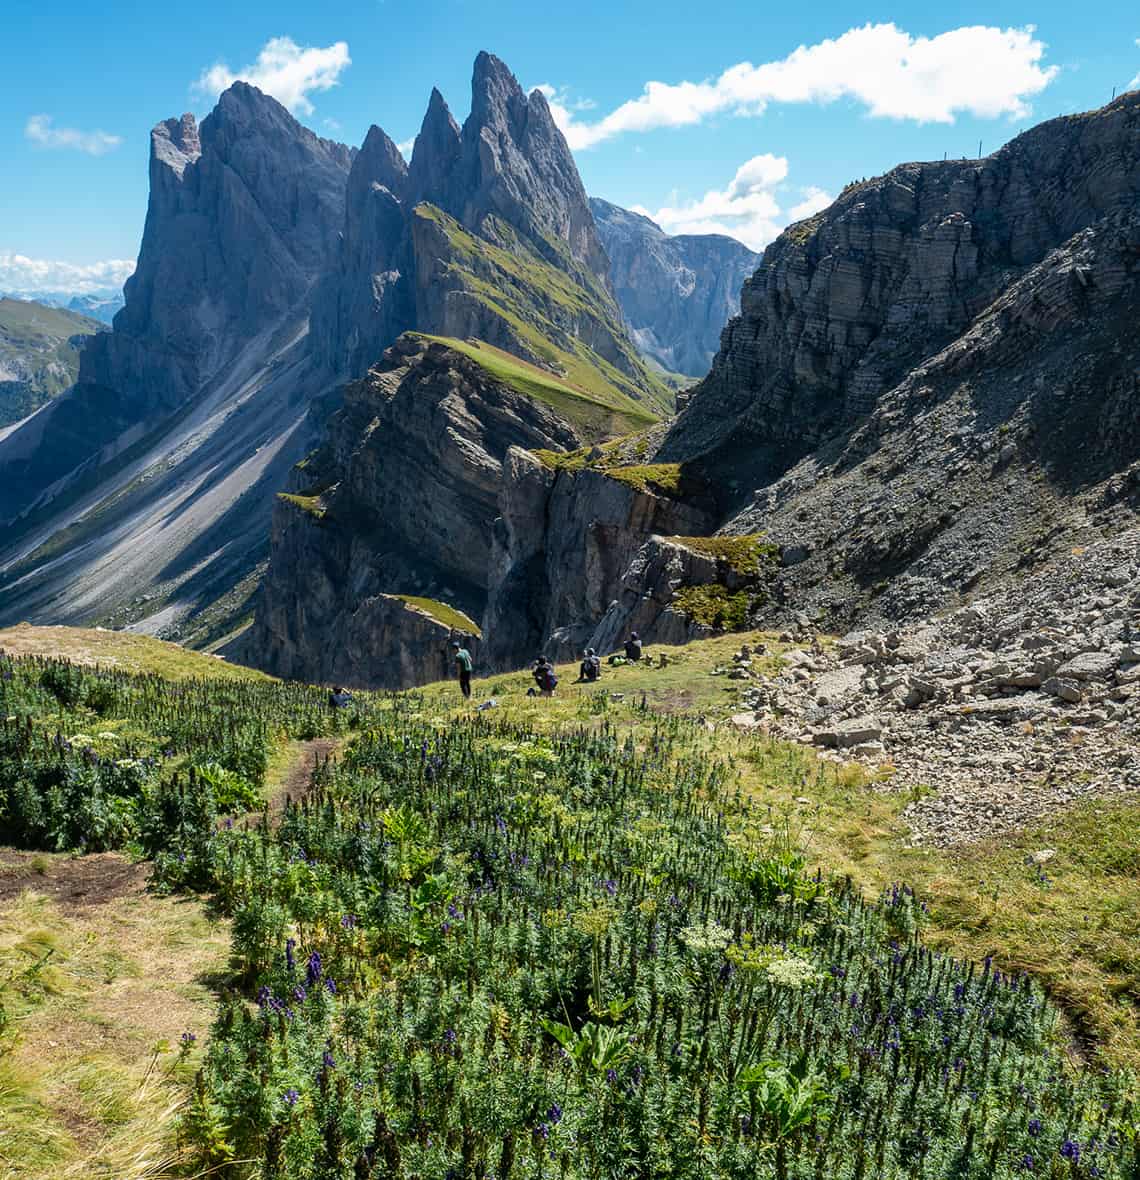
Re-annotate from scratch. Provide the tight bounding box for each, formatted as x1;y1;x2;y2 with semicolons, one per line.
276;493;325;520
672;584;752;630
391;595;482;637
666;534;781;576
532;442;688;499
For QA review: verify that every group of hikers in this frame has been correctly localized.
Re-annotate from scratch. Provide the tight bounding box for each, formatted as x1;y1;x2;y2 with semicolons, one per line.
450;631;644;699
329;632;645;709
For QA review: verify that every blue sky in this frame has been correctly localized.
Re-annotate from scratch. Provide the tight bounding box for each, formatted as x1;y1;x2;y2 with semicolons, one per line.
2;1;1138;293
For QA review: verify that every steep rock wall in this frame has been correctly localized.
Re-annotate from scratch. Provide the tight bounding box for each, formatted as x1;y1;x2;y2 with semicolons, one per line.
242;336;581;685
483;450;714;668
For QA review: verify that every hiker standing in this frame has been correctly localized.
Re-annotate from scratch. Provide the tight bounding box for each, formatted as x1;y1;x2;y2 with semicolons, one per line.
624;632;643;662
328;685;354;709
451;639;473;699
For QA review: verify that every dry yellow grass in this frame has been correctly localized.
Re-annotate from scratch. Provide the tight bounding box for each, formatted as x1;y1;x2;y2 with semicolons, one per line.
0;857;229;1178
0;623;270;682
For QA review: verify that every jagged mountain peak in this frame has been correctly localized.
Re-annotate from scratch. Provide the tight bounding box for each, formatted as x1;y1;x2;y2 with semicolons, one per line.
409;87;462;198
354;124;409;198
468;50;528;129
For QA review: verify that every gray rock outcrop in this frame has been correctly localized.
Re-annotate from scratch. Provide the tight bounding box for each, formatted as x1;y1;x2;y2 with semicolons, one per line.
663;92;1140;485
483;451;713;668
589;198;759;377
241;336;582;686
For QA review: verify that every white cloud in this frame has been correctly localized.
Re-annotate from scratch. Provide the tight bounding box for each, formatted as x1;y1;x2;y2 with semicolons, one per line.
24;115;122;156
787;186;834;221
0;252;134;295
634;158;833;251
194;36;351;116
397;137;416;159
549;23;1058;149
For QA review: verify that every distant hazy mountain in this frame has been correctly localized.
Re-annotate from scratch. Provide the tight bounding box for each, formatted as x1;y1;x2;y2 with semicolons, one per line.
0;297;103;429
66;293;125;324
0;289;126;325
589;198;760;378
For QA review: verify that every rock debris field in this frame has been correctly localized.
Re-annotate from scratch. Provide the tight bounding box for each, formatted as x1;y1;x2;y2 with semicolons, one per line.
728;529;1140;845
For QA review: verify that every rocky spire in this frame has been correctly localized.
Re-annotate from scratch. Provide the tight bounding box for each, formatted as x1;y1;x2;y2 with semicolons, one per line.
80;81;352;410
408;88;462;204
310;122;415;376
456;52;609;280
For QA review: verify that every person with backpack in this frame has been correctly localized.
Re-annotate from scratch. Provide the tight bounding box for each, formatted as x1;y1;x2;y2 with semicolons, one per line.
532;656;558;697
578;648;601;683
450;639;473;699
624;632;643;662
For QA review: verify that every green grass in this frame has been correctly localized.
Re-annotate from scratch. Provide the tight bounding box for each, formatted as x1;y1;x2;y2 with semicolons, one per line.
672;582;752;628
276;492;326;519
3;622;1137;1082
415;335;656;440
0;623;273;682
665;533;781;575
532;443;689;498
390;595;482;636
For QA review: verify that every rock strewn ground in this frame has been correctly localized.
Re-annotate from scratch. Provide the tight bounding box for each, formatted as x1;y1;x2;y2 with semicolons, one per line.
729;529;1140;844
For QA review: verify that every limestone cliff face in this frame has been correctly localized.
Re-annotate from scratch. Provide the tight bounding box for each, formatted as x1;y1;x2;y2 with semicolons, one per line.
242;336;582;685
721;203;1140;626
0;83;352;526
663;93;1140;488
86;85;351;415
589;198;759;378
483;450;714;668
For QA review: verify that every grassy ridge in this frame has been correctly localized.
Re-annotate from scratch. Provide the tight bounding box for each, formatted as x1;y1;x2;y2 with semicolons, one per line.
0;623;271;682
417;334;657;441
413;205;673;418
390;594;482;637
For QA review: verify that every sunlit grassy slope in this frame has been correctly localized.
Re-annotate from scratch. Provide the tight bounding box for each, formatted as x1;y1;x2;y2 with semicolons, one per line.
3;624;1137;1078
417;334;658;441
412;204;673;418
0;623;272;682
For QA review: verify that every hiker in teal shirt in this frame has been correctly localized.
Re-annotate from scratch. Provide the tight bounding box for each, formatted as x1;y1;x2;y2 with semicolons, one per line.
450;639;473;698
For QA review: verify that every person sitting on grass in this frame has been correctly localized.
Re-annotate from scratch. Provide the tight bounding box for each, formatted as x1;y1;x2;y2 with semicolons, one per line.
532;656;558;697
624;631;643;662
577;648;601;683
